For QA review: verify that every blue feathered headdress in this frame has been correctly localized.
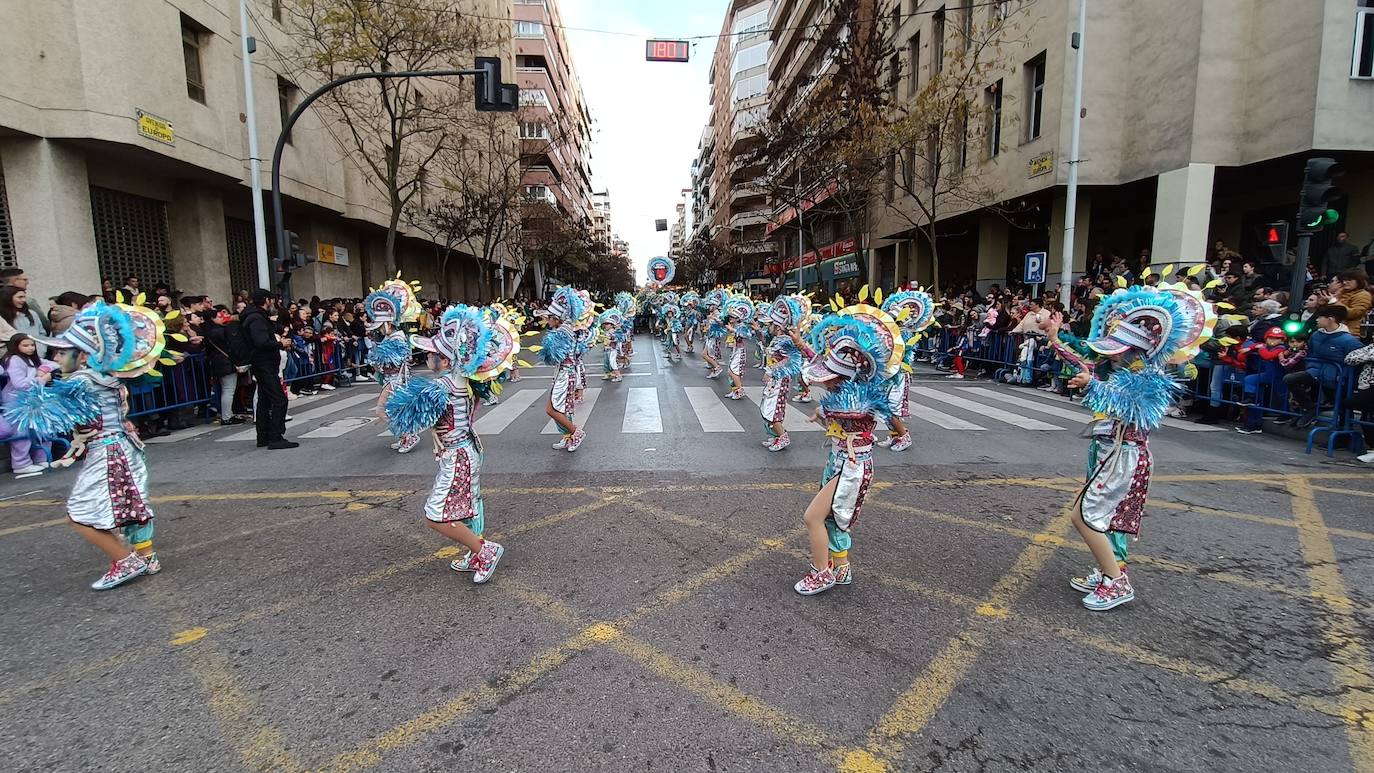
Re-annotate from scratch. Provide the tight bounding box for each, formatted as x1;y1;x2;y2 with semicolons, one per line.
1087;287;1192;366
724;296;754;323
546;286;587;323
882;289;935;334
615;291;637;316
804;307;902;384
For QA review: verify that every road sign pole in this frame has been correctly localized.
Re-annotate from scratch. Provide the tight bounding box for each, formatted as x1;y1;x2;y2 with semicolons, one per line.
1060;0;1087;309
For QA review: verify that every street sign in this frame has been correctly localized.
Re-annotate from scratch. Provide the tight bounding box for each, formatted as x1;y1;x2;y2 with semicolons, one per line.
1024;251;1046;284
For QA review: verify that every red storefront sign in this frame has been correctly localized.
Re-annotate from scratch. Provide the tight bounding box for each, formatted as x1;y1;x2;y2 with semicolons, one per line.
776;236;856;272
765;179;841;235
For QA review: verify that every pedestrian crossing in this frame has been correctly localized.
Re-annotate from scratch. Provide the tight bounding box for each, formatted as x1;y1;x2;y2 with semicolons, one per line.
181;379;1220;445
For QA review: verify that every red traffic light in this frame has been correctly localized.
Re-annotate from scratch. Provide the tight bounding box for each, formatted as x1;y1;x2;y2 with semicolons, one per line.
1265;227;1281;245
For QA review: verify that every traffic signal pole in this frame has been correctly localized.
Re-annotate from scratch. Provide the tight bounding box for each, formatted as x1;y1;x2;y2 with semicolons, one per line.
270;64;510;299
1059;0;1087;308
1288;230;1312;331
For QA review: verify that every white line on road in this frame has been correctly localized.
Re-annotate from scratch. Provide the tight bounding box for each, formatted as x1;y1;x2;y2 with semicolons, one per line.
908;403;988;431
958;386;1095;425
303;416;377;438
743;386;820;432
911;386;1065;431
219;392;380;441
683;387;745;432
1022;387;1225;432
541;387;602;434
473;388;542;435
621;387;663;433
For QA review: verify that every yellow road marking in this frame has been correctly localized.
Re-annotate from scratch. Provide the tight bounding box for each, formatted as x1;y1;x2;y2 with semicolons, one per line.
170;627;208;645
871;498;1374;615
189;647;306;772
1310;484;1374;499
1286;476;1374;772
862;500;1074;766
0;517;67;537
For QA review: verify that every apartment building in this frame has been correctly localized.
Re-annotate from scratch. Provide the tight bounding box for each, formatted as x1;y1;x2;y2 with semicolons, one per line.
695;0;776;284
515;0;595;237
669;199;687;259
872;0;1374;291
0;0;517;304
591;190;612;249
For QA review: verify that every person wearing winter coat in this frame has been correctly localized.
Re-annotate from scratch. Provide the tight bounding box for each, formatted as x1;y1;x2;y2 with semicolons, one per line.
1344;341;1374;463
1286;306;1363;428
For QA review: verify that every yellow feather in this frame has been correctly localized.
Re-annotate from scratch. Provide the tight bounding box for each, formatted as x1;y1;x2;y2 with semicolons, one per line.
115;290;127;304
874;288;884;305
157;357;176;366
1162;263;1174;277
165;309;181;320
491;381;504;396
135;292;147;306
529;345;544;352
1187;264;1207;277
1204;278;1223;289
1216;302;1234;310
516;359;532;368
169;333;188;342
148;369;161;377
1141;267;1153;279
1115;276;1127;288
859;285;870;302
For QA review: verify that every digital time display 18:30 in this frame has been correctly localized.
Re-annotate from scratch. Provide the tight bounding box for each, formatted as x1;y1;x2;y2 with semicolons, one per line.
645;40;690;62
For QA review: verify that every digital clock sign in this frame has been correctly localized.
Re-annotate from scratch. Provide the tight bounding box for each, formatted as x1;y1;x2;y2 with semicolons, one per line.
645;40;690;62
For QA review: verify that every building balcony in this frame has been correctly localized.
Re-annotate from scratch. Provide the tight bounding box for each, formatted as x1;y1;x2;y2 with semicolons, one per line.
729;184;767;205
729;211;770;229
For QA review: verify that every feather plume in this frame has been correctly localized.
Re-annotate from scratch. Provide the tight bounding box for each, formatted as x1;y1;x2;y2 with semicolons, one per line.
384;376;449;437
366;337;412;370
2;378;101;439
1082;367;1181;431
818;377;893;422
538;327;576;365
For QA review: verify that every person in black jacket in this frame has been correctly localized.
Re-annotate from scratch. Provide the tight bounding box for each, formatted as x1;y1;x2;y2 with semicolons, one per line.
241;289;298;449
204;307;247;425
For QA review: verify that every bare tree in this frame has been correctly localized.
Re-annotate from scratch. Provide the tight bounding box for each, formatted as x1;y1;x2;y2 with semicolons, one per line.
284;0;503;276
866;2;1038;295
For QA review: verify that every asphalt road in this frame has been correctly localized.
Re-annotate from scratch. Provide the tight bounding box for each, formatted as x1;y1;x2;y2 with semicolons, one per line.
1;335;1372;773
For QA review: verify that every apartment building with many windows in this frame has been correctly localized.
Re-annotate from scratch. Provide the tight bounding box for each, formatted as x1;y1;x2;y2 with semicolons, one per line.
872;0;1374;292
693;0;776;284
515;0;595;238
0;0;516;303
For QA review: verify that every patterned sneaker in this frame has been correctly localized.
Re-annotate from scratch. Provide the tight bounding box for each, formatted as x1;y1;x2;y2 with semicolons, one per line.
469;541;505;584
766;433;791;452
727;388;745;400
1082;573;1135;611
833;564;853;585
611;375;623;382
875;435;896;448
389;439;404;450
706;368;722;379
761;437;774;447
794;565;836;596
449;552;475;572
566;429;586;452
142;552;162;575
91;553;148;591
889;433;913;452
797;394;813;403
482;395;499;406
552;435;570;450
396;434;420;454
1069;567;1104;593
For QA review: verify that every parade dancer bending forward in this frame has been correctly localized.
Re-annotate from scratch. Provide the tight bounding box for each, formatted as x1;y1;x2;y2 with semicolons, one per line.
790;294;906;596
8;300;173;590
876;289;936;453
1048;283;1213;611
365;277;423;454
386;304;521;584
539;286;588;452
759;295;812;452
723;295;755;400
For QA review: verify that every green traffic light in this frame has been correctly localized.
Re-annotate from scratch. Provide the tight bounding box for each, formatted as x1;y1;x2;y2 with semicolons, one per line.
1323;208;1340;226
1282;318;1304;335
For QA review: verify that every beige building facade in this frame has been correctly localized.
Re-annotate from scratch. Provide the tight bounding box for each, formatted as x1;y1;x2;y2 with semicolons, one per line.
874;0;1374;291
0;0;517;306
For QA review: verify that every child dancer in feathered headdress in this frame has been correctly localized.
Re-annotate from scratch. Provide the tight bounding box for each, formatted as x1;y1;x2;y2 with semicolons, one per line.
615;292;637;371
538;286;589;452
1048;283;1213;611
759;295;812;452
700;289;727;379
723;295;755;400
385;304;521;584
597;308;626;382
6;300;175;590
790;292;905;595
877;288;936;453
681;291;700;355
365;277;423;454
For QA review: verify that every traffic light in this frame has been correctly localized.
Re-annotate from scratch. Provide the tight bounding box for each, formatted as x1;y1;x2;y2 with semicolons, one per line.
1282;317;1305;335
475;57;518;112
1262;221;1289;264
1297;157;1343;231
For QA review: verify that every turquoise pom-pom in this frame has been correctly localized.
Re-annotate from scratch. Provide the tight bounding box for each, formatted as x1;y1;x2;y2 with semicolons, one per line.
2;378;101;439
384;376;449;437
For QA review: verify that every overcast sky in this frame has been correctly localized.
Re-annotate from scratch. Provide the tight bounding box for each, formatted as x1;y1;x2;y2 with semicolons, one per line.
558;0;728;283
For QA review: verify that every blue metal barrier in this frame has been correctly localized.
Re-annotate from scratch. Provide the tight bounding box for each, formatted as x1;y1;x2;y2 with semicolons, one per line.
129;352;213;418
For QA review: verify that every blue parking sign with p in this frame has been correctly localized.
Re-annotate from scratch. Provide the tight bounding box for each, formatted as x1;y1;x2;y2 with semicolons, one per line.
1024;252;1046;285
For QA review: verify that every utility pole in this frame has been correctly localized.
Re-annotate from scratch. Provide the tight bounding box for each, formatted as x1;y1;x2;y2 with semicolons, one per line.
240;0;270;290
1060;0;1086;308
796;165;805;294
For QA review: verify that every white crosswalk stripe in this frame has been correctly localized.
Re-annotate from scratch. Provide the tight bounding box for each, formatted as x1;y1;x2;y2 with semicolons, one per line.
910;386;1065;430
958;387;1094;425
622;387;663;433
683;387;745;432
541;387;602;434
742;387;820;432
1010;387;1225;432
908;403;988;431
473;388;543;435
218;391;379;442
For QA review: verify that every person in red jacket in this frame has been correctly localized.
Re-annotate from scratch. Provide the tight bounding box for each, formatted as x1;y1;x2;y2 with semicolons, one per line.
1236;327;1289;434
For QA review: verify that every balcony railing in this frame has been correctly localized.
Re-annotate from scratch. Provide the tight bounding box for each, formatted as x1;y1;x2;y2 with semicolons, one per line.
729;211;770;229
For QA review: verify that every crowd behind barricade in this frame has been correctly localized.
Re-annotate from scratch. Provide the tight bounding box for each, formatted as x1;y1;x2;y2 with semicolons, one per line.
893;240;1374;464
0;264;560;476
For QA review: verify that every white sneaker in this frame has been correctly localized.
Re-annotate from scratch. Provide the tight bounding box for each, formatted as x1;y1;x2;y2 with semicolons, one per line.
890;433;913;452
945;373;964;379
875;435;895;448
285;414;294;421
12;464;44;477
396;434;420;454
1357;451;1374;464
552;436;570;450
319;384;336;391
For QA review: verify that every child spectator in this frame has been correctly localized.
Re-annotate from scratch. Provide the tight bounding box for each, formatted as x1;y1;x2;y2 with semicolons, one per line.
1235;327;1290;434
289;326;320;396
0;333;57;476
